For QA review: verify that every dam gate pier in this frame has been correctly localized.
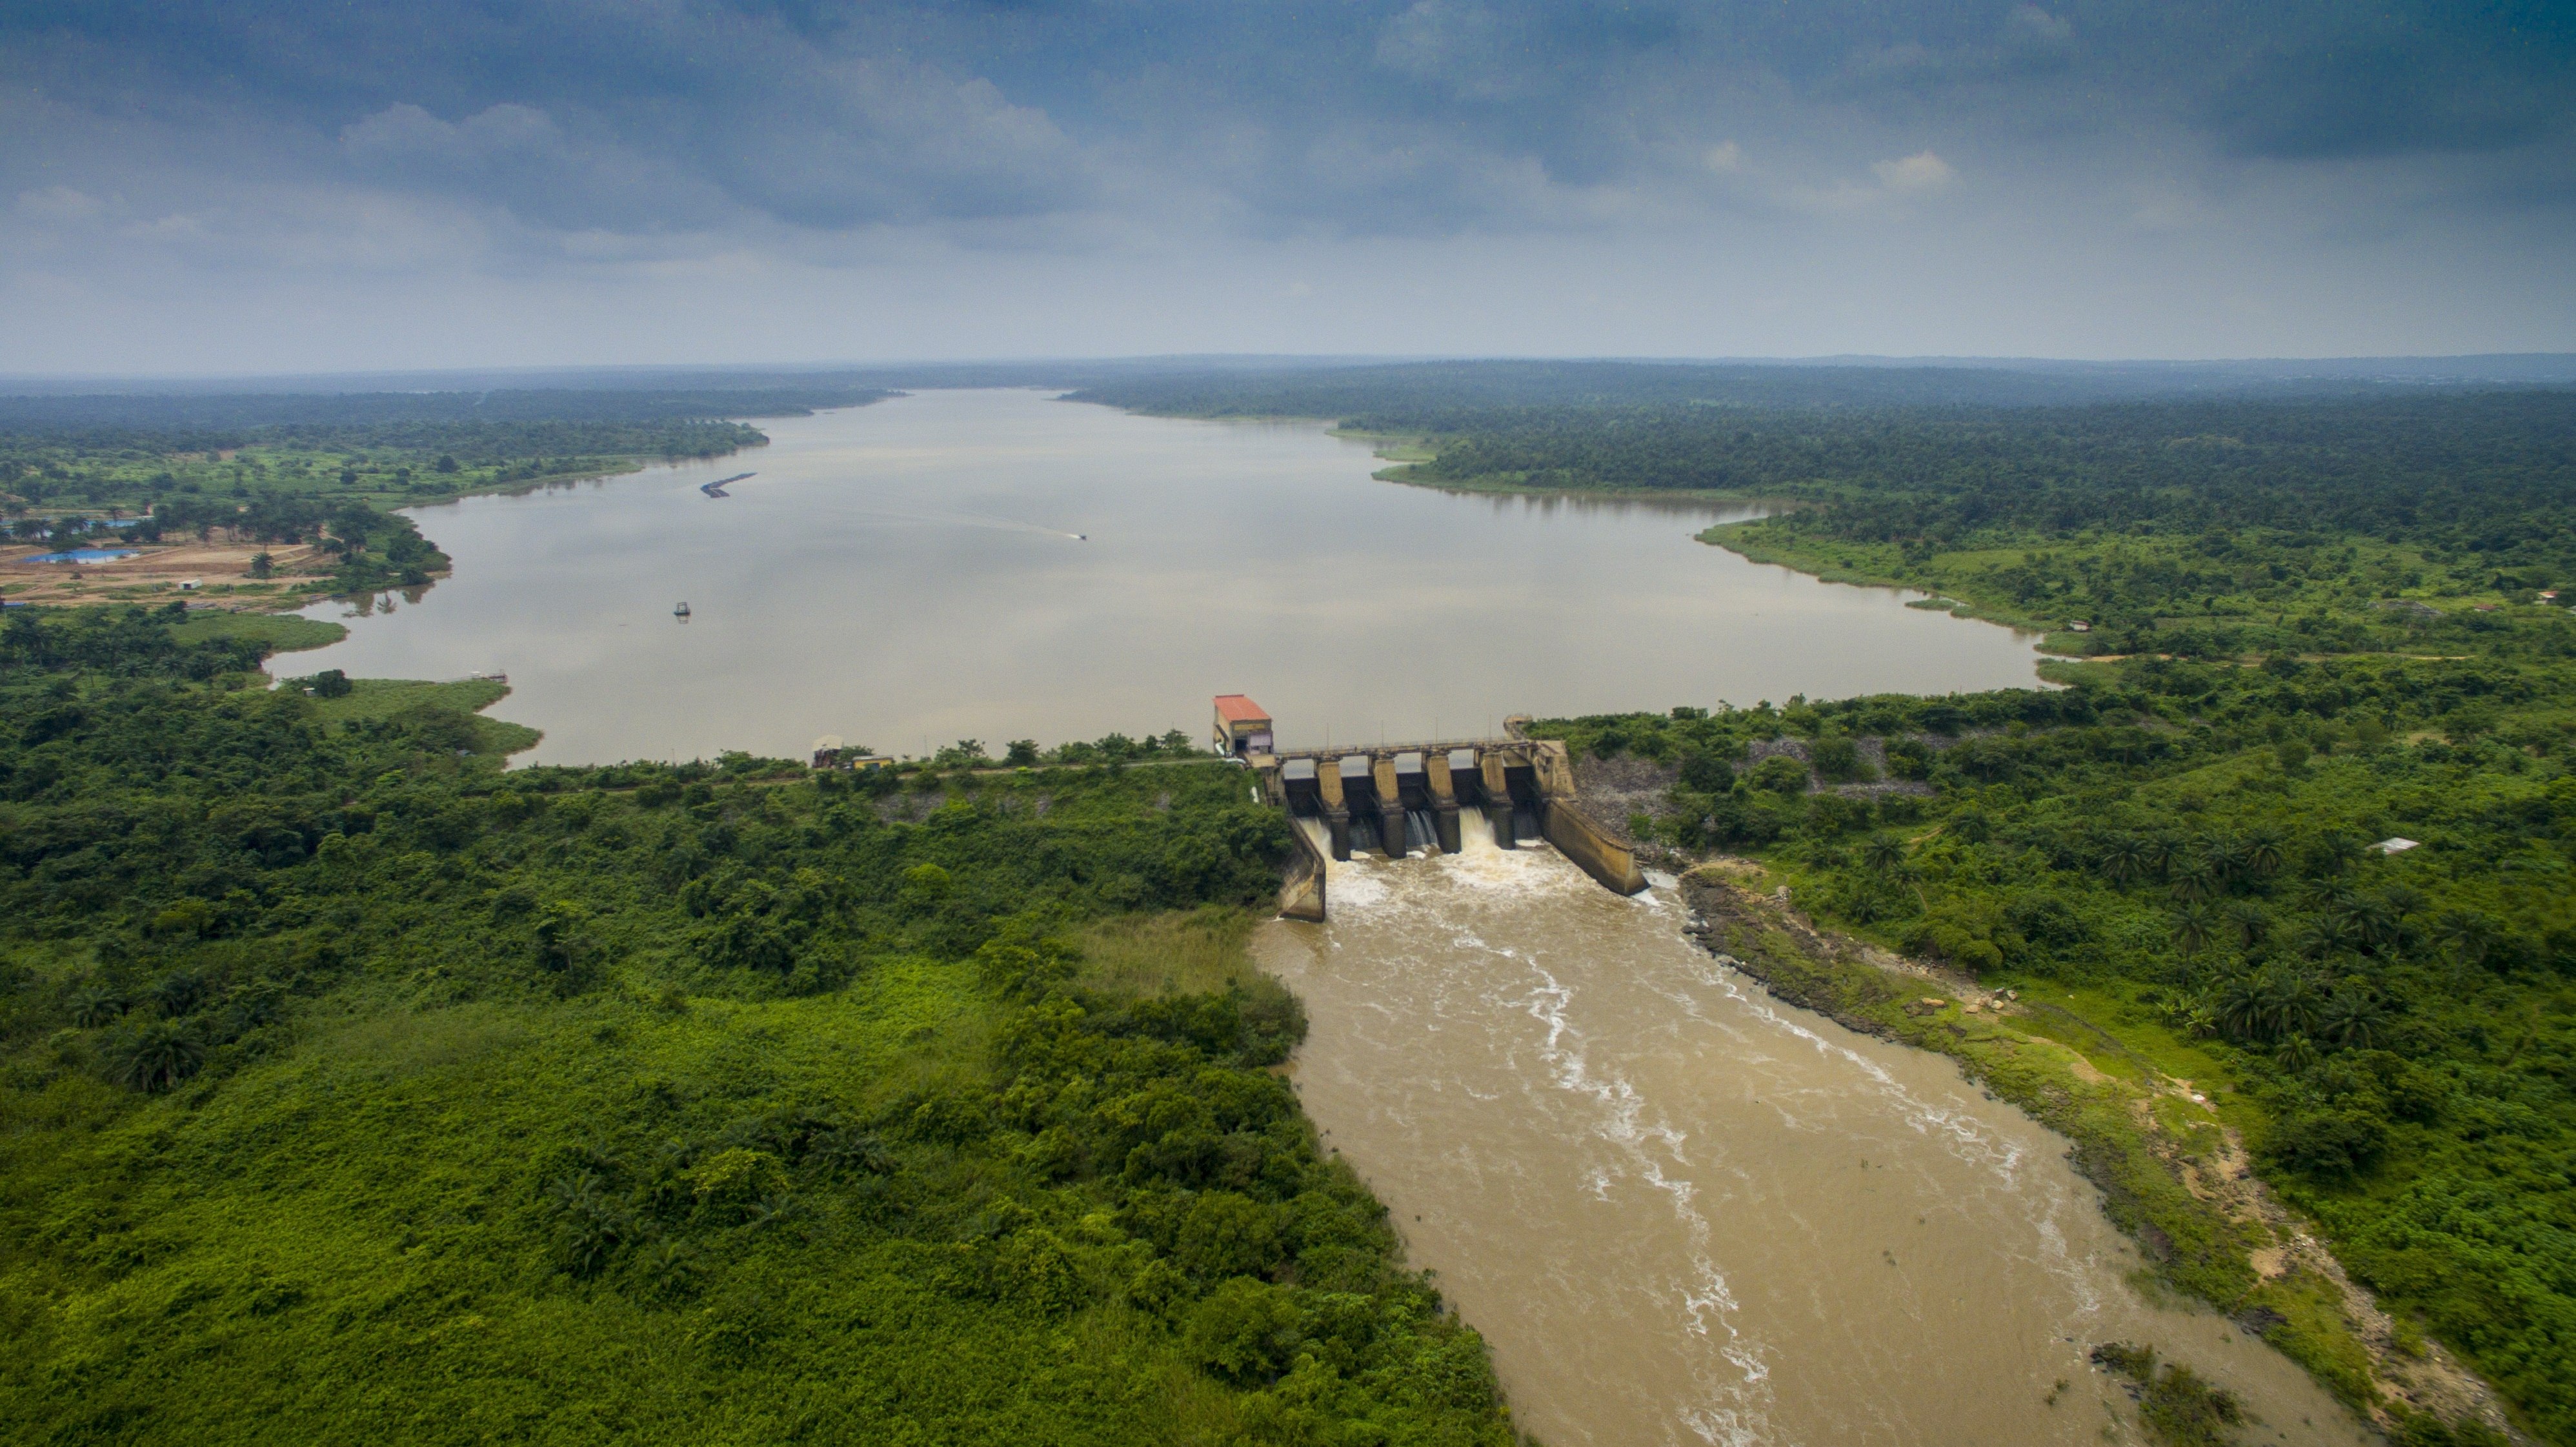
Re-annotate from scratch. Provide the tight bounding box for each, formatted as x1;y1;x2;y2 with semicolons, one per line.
1218;701;1647;922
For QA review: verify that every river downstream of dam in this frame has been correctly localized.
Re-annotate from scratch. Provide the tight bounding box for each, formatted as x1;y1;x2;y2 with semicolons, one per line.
1255;822;2368;1447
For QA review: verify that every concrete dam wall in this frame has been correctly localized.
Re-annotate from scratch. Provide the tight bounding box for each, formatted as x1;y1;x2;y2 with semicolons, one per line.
1252;733;1647;918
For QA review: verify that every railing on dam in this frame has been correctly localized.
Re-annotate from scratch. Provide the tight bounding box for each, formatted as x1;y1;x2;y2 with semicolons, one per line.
1252;733;1646;921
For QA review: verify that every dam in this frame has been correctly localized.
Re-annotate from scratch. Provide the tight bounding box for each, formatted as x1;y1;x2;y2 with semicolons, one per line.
1220;697;1646;921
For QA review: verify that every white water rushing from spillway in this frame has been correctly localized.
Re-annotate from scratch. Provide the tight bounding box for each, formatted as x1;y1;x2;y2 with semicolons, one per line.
1255;824;2371;1447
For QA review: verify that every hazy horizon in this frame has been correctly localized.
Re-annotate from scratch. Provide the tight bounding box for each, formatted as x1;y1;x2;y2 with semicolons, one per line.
8;350;2576;392
6;3;2572;374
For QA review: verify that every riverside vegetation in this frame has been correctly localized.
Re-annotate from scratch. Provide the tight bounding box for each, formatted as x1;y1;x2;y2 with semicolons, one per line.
1467;399;2571;1444
0;606;1515;1444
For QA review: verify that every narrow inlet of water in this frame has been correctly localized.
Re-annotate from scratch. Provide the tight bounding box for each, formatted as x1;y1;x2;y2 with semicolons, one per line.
1255;822;2371;1447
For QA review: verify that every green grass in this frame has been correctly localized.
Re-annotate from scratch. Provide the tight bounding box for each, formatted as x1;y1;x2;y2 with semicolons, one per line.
1070;907;1263;998
169;612;348;654
303;676;507;724
291;676;541;759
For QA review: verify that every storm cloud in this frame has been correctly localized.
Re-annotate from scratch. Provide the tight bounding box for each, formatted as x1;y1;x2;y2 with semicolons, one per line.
1;1;2570;369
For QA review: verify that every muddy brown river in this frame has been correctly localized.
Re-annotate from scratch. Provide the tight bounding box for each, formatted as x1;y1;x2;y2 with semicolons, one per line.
1256;819;2371;1447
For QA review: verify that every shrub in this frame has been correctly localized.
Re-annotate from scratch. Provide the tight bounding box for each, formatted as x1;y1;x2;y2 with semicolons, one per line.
1676;747;1735;792
1186;1277;1304;1384
1748;756;1809;795
1176;1191;1282;1282
106;1020;206;1092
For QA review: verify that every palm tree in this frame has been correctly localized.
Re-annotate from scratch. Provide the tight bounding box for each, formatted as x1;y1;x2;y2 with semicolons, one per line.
68;984;128;1028
812;1128;892;1177
2215;972;2266;1042
2349;896;2401;958
2168;989;2222;1040
2275;1034;2319;1073
2206;835;2251;890
2290;912;2359;962
2254;966;2323;1042
636;1237;698;1299
2307;833;2364;878
2319;989;2380;1049
109;1020;205;1092
2224;901;2271;951
2098;836;2148;885
150;971;206;1018
2171;902;2217;955
2242;830;2285;880
1860;836;1907;875
2141;836;2180;881
2169;856;2222;903
2433;909;2501;969
548;1170;636;1277
2297;875;2358;914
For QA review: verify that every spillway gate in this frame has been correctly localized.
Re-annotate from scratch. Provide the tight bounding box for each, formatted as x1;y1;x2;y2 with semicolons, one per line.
1245;726;1647;922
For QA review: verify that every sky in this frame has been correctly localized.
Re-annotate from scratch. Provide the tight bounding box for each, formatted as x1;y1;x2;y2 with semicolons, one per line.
3;1;2572;375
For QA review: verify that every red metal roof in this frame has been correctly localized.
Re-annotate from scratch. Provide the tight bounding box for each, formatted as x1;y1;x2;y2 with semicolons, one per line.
1213;694;1271;723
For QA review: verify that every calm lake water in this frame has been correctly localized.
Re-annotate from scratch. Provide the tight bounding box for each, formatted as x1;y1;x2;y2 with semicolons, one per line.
290;388;2040;765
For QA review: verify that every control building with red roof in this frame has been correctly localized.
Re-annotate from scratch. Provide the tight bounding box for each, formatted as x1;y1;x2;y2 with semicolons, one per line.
1212;695;1273;758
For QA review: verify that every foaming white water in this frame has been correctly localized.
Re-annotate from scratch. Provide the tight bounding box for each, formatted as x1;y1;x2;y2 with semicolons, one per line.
1262;841;2367;1447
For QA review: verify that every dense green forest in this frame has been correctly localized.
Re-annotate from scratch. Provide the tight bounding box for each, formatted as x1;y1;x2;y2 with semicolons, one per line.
1067;358;2576;421
1;418;774;532
0;609;1514;1444
0;382;906;556
1412;395;2576;660
1378;394;2570;527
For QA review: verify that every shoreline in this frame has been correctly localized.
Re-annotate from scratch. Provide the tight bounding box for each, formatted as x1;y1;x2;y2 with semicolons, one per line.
0;409;837;618
1673;864;2524;1442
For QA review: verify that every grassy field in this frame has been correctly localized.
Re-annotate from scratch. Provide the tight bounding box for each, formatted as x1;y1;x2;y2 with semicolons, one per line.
169;611;348;654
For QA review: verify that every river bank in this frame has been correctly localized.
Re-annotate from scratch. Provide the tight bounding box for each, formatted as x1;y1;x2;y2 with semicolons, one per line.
0;411;808;617
1671;863;2521;1441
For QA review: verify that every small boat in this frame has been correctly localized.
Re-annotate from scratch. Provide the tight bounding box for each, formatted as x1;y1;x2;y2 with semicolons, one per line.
674;602;691;618
700;472;753;498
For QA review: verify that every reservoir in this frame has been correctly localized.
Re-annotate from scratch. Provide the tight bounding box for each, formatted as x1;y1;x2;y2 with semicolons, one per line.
288;387;2042;766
